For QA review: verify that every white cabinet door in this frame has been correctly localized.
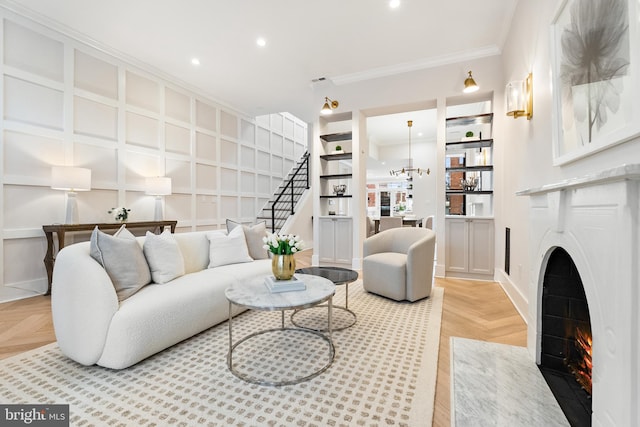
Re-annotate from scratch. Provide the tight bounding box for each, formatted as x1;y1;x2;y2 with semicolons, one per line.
318;218;336;263
469;219;494;275
318;217;352;264
334;218;353;263
445;218;494;276
445;218;469;272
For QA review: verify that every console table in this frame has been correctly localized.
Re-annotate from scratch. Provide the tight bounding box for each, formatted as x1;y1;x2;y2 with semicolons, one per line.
42;220;177;295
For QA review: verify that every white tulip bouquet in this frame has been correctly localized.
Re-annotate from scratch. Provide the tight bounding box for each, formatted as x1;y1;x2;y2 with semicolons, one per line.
263;232;304;255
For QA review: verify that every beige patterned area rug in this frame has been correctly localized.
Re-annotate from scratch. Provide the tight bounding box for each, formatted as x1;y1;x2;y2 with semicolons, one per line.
0;282;443;426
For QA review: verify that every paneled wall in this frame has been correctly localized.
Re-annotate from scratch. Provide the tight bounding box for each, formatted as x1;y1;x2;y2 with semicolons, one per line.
0;12;307;301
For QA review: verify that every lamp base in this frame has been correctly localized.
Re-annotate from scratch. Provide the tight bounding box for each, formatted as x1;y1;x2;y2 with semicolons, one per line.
154;196;164;221
65;191;78;224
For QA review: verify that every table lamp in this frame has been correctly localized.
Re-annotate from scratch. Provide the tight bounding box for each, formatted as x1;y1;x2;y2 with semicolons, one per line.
51;166;92;224
146;177;172;221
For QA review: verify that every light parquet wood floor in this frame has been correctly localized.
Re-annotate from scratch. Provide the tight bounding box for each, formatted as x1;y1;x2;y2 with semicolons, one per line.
0;250;527;426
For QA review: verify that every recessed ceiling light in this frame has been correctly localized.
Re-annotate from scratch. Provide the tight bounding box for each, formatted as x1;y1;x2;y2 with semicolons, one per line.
191;58;200;66
256;37;266;47
389;0;400;9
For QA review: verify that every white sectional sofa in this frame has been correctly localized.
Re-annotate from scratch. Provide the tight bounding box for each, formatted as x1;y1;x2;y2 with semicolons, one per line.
51;228;272;369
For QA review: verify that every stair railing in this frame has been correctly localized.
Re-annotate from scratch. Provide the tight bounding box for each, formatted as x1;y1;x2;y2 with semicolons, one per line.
270;152;310;232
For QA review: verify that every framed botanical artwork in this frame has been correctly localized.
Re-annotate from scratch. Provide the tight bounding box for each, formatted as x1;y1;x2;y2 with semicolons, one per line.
550;0;640;165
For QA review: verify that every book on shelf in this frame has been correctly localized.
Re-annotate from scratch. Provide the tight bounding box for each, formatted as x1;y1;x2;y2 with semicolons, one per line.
264;275;306;293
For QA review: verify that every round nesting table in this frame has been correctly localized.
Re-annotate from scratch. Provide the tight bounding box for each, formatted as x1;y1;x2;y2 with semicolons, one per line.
291;266;358;331
225;274;335;386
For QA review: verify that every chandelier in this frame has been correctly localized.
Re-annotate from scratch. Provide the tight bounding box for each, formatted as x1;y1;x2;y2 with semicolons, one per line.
389;120;430;178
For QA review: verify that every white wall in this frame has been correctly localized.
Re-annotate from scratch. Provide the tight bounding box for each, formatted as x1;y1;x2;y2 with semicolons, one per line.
313;55;505;273
497;0;640;319
0;9;307;301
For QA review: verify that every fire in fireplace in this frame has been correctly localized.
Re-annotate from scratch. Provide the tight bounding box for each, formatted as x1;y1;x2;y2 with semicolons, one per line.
569;326;592;395
538;247;592;426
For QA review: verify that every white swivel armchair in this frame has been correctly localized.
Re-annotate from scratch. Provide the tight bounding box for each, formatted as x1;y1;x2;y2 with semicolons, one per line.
362;227;436;302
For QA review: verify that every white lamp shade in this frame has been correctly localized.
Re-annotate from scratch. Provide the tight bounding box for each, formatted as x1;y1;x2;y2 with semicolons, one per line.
506;80;526;115
51;166;91;191
146;177;172;196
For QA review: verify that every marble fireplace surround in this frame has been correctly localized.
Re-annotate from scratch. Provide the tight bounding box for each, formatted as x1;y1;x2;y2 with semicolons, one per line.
518;164;640;427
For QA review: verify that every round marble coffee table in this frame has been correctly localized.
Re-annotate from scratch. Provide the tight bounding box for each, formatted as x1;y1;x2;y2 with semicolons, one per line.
292;266;358;331
225;274;335;386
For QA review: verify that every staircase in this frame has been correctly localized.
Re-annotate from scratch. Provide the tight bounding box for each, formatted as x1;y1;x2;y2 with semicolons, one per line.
257;152;310;233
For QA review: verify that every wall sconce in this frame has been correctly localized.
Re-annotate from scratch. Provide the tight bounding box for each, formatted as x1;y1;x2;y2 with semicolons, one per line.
463;71;479;93
320;97;339;115
51;166;92;224
146;177;172;221
506;73;533;120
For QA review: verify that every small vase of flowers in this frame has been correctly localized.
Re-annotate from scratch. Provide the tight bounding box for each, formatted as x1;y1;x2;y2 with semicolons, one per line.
263;233;304;280
108;207;130;223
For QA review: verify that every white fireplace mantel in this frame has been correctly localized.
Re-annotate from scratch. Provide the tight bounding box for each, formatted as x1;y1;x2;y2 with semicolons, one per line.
518;163;640;427
516;163;640;196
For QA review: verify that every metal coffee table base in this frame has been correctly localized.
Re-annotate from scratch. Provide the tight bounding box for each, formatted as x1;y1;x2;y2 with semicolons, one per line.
292;267;358;332
227;303;335;387
291;282;356;332
291;306;356;332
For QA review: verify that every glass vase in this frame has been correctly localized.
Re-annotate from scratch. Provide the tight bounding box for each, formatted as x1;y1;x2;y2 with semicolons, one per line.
271;254;296;280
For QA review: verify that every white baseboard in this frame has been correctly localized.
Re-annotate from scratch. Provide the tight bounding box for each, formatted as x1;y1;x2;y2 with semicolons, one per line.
0;279;46;303
495;269;528;324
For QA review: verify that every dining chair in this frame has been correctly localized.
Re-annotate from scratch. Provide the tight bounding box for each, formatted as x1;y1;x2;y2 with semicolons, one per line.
378;217;403;232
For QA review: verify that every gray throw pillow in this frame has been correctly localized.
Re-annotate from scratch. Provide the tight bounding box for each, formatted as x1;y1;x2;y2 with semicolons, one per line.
90;225;151;301
226;219;269;260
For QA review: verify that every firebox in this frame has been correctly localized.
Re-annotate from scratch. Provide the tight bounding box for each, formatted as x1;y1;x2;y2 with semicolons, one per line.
539;247;592;426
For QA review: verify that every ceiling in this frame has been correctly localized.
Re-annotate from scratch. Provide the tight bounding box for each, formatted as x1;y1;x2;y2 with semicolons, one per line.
6;0;518;123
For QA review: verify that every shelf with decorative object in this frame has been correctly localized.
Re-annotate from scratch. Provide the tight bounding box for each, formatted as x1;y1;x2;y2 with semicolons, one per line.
319;132;352;143
445;139;493;150
446;190;494;195
445;165;494;173
319;128;353;213
445;104;494;217
445;112;493;127
320;173;353;179
315;113;354;264
319;152;352;161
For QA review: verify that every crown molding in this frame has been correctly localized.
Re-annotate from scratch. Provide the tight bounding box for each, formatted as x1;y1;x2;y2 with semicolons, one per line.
330;45;501;86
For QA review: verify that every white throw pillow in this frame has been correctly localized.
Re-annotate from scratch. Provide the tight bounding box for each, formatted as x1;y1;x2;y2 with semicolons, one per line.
207;226;253;268
226;219;269;260
90;225;151;301
143;229;185;284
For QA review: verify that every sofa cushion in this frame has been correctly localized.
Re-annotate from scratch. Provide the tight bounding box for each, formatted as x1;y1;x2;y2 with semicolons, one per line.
90;225;151;301
207;226;253;268
143;229;185;284
226;219;269;260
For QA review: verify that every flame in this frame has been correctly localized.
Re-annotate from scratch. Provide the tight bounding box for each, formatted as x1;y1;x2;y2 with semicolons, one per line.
571;326;593;395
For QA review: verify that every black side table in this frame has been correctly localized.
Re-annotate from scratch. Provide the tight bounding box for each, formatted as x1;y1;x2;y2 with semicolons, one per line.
292;266;358;331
